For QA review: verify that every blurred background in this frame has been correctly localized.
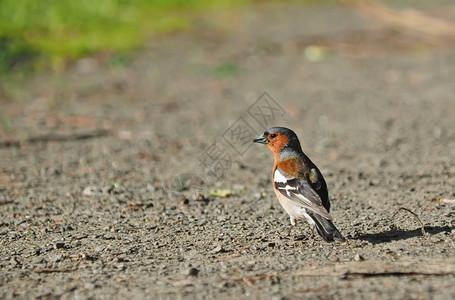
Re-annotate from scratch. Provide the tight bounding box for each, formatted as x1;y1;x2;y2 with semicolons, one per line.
0;0;252;73
1;0;454;164
1;0;454;75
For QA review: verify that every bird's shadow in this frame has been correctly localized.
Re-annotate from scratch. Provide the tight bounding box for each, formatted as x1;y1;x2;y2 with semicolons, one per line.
352;225;454;245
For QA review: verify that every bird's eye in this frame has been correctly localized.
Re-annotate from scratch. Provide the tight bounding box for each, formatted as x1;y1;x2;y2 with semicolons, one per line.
270;133;277;138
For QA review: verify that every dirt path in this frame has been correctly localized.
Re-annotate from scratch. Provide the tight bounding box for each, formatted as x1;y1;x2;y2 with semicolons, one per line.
1;2;454;299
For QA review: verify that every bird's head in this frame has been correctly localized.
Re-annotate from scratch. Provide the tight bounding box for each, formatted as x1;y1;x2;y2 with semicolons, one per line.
253;127;301;156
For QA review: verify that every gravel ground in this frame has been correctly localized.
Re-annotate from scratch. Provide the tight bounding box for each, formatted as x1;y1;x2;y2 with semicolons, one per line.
1;1;455;299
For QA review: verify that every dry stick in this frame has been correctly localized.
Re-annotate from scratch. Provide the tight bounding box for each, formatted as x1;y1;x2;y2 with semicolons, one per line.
344;270;454;278
242;277;259;289
0;200;14;205
441;199;455;205
237;274;279;290
391;207;426;236
65;193;78;216
294;270;455;278
0;129;110;148
33;268;76;273
294;261;455;278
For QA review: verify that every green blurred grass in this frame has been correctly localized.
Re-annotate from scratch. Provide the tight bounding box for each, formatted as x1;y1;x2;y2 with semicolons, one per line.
0;0;249;74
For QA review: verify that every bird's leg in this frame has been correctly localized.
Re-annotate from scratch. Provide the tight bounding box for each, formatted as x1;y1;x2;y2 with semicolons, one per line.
276;217;296;239
310;225;316;240
307;225;316;246
286;224;294;237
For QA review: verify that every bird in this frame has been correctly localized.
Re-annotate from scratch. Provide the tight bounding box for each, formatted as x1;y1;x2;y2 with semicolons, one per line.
253;127;345;242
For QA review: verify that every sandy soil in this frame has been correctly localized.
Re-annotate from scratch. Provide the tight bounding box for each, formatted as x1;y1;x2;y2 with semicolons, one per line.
1;2;455;299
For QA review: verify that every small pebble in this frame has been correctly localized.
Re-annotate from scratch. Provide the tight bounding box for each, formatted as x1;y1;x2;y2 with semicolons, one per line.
94;246;105;252
84;282;95;290
51;253;63;263
254;193;263;200
212;245;224;254
54;242;65;249
354;253;364;261
187;267;199;276
83;186;99;196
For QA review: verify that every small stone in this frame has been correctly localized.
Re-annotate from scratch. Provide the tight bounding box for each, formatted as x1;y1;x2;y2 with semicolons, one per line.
84;282;95;290
233;184;245;191
103;234;115;240
94;246;105;252
83;186;99;196
117;256;128;263
195;194;207;202
354;253;364;261
187;267;199;276
294;235;306;241
51;253;63;262
180;198;189;205
54;242;65;249
212;245;224;254
64;225;74;231
331;256;340;262
429;237;443;244
10;257;19;266
32;257;43;264
103;185;116;194
254;193;263;200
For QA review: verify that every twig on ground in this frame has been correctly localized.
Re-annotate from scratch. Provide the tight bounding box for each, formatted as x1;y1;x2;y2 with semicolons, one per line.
33;268;76;273
0;129;110;148
391;207;426;236
440;199;455;205
294;259;455;278
344;271;453;278
236;274;280;290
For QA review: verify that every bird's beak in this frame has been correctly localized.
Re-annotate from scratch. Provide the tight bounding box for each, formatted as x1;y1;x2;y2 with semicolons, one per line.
253;134;268;144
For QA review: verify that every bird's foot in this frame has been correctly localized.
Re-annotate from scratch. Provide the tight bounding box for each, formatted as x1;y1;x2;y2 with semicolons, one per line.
307;226;316;245
276;225;294;239
308;235;316;246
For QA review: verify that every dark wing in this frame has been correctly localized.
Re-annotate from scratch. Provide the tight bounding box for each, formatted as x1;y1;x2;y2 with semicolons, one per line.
274;168;332;220
306;167;330;212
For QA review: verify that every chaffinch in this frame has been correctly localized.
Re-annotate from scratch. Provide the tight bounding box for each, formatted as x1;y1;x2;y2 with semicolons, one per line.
253;127;345;242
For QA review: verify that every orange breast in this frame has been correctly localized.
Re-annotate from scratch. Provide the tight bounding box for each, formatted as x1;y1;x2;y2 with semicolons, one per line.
277;157;302;178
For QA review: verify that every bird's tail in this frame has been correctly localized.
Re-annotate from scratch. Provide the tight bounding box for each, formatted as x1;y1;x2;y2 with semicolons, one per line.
311;214;345;242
